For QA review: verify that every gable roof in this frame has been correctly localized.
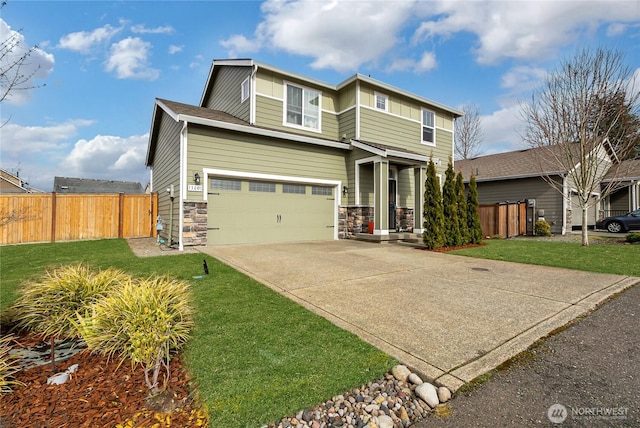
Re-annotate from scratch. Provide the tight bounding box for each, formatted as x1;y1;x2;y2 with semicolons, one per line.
201;59;463;117
0;169;44;193
53;177;144;194
147;98;351;167
351;140;431;163
601;158;640;182
455;145;573;182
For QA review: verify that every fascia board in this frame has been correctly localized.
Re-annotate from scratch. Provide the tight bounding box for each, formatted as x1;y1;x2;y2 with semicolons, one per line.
253;60;336;91
351;140;429;162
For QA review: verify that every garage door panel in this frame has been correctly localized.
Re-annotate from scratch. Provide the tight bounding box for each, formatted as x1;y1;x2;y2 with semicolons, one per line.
207;180;335;245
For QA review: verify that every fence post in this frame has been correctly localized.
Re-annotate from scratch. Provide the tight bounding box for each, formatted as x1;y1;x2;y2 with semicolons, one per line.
118;193;125;238
50;192;57;243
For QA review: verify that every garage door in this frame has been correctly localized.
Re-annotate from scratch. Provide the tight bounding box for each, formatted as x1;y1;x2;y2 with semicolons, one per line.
207;178;335;245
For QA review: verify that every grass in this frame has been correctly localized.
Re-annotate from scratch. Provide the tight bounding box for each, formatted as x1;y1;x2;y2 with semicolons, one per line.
449;238;640;277
0;239;395;427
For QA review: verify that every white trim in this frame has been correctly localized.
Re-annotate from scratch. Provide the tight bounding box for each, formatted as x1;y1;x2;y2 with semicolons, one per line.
355;81;361;139
562;176;568;235
334;105;356;116
355;156;382;205
374;91;388;112
241;76;250;103
421;108;436;146
250;65;257;124
351;140;430;163
374;160;389;235
282;80;322;133
179;121;188;251
203;168;341;240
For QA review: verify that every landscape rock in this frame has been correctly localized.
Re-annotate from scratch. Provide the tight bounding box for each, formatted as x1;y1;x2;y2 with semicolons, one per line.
415;383;439;408
377;414;394;428
391;365;411;382
437;386;452;403
408;373;423;385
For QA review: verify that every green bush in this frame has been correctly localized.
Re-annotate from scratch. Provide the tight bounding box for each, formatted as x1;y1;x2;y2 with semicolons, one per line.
10;264;129;369
625;232;640;243
0;334;24;394
75;275;193;394
534;219;551;236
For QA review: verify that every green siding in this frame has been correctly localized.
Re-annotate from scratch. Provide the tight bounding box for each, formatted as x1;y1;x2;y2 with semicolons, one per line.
337;83;356;112
205;66;251;122
396;167;415;208
359;107;420;151
186;125;347;201
255;94;339;140
338;108;356;141
151;111;182;242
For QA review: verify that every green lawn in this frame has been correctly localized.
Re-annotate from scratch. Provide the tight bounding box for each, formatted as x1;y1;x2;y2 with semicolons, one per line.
449;238;640;277
0;240;395;427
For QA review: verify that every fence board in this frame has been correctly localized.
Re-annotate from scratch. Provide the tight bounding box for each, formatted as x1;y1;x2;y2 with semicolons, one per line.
0;193;157;245
479;201;526;239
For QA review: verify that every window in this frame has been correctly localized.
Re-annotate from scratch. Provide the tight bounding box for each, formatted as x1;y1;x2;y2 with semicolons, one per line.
210;178;241;190
422;109;435;145
375;92;388;111
312;186;332;196
285;84;320;130
283;184;306;194
241;77;250;103
249;181;276;192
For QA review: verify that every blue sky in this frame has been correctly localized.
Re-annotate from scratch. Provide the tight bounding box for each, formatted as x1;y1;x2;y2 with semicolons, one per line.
1;0;639;192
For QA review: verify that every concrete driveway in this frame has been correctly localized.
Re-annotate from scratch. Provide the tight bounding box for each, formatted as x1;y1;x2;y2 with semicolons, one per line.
200;240;638;391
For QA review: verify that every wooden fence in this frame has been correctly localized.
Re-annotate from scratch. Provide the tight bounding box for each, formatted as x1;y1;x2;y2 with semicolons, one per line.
0;193;158;245
478;202;527;238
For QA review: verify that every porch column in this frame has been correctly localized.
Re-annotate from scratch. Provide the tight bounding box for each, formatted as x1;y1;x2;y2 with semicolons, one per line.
374;160;389;235
414;166;425;233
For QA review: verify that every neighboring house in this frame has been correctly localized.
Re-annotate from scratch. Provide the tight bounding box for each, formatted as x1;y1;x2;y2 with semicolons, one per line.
0;169;43;194
146;58;461;248
455;144;624;235
53;177;145;194
600;158;640;217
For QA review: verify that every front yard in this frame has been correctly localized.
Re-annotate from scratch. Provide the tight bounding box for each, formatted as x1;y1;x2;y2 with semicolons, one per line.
0;239;394;427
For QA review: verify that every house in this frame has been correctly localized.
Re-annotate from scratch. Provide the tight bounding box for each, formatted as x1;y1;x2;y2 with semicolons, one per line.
600;158;640;217
455;144;632;235
146;59;462;248
0;169;43;194
53;177;145;194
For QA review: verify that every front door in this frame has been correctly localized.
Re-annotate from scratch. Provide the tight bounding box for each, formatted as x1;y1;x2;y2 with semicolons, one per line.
389;178;397;230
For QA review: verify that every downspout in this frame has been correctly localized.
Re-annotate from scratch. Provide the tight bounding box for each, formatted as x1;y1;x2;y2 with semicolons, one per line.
562;175;568;235
633;180;638;210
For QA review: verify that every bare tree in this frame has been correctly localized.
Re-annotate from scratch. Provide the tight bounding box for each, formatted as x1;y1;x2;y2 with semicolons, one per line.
0;1;46;107
521;47;640;246
454;104;483;160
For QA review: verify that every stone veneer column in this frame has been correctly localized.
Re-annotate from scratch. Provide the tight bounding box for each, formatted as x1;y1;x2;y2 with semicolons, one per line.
182;201;207;246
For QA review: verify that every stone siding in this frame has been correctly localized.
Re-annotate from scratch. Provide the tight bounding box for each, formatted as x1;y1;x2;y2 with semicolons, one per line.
396;207;414;232
183;201;207;246
339;206;375;238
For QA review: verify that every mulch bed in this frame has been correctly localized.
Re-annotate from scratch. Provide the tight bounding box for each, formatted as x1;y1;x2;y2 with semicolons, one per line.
0;333;207;428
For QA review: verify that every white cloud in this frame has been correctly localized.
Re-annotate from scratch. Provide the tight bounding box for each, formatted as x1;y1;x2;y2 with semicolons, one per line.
0;19;55;105
0;120;93;155
386;52;437;74
415;51;437;73
222;0;415;72
413;1;640;65
64;134;149;184
481;104;528;154
168;44;184;54
58;24;121;54
131;24;174;35
105;37;159;80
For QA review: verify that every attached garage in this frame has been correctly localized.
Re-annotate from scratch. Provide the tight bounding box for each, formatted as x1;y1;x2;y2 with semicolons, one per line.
206;175;338;245
571;193;598;229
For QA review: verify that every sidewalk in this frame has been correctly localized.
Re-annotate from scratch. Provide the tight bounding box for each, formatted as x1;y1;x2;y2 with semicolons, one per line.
414;283;639;427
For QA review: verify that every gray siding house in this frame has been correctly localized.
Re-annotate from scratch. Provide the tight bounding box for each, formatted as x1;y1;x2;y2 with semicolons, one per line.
146;59;461;248
455;145;637;235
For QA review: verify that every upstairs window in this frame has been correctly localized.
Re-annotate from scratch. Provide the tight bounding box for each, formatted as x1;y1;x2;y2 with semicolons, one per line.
241;77;250;103
285;84;320;130
375;92;388;111
422;109;435;145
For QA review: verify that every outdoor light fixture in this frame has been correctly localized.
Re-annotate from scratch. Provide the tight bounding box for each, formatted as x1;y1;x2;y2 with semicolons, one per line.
343;185;348;195
194;172;201;185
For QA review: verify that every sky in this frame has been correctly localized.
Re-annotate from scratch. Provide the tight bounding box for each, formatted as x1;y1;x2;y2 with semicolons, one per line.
1;0;639;192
